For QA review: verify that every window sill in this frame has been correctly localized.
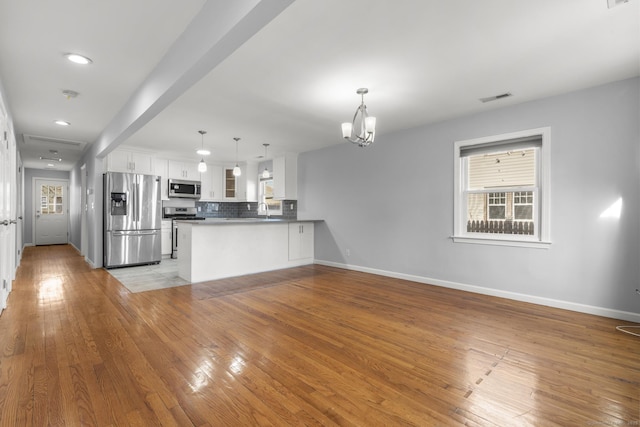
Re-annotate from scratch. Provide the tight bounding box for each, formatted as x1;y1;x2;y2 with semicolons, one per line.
452;235;551;249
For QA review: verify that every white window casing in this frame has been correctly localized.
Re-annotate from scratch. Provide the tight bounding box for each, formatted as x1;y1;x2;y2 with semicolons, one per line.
453;127;551;248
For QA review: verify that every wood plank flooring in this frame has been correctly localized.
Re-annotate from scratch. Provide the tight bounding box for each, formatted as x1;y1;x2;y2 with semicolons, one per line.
0;244;638;426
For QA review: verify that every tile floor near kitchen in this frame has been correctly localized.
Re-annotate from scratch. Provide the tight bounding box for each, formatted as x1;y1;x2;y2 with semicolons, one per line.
106;258;188;293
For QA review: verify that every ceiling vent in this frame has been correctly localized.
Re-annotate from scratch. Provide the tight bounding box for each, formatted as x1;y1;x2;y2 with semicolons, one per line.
479;92;513;103
22;134;87;150
607;0;629;8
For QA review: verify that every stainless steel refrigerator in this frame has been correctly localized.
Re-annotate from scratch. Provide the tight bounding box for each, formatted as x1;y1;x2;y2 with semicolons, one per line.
103;172;162;268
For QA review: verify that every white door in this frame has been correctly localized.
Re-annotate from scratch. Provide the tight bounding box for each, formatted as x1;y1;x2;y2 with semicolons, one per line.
0;118;8;311
34;178;68;245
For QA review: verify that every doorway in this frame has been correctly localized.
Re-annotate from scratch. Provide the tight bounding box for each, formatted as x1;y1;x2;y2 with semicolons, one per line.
33;178;69;245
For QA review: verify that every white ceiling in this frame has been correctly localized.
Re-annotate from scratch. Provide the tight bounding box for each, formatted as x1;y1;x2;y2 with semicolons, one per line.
0;0;638;171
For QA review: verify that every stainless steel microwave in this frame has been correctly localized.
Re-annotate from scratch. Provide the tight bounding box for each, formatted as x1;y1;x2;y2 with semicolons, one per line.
168;179;201;199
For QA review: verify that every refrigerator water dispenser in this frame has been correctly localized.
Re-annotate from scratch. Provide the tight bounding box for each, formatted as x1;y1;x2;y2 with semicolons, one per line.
110;192;127;215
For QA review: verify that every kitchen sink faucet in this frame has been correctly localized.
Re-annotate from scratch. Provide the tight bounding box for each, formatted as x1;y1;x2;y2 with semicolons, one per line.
257;202;270;219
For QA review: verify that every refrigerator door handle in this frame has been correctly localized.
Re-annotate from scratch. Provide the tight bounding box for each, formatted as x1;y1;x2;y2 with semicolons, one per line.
126;189;132;224
133;180;138;227
112;230;158;236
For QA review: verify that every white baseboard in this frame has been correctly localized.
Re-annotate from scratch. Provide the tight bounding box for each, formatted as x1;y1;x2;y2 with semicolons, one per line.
315;260;640;323
67;243;96;268
84;257;95;269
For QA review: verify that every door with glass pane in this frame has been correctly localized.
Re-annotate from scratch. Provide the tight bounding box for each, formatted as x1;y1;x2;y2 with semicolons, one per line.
34;179;68;245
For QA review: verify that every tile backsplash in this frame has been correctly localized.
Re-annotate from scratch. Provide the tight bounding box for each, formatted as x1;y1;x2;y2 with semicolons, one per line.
196;200;297;219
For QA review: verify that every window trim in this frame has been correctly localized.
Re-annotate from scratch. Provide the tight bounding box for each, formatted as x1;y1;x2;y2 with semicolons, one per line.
258;177;282;215
453;127;551;249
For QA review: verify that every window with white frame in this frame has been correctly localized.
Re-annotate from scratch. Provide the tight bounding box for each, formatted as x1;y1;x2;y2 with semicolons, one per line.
453;128;551;248
258;177;282;215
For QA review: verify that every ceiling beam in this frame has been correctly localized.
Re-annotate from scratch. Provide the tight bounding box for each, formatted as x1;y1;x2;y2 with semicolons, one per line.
93;0;295;159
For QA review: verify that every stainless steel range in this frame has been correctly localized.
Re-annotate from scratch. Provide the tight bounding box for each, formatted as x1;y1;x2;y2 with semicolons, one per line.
162;207;205;259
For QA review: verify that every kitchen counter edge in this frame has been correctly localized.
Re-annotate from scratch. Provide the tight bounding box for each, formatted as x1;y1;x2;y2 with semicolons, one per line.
176;218;324;225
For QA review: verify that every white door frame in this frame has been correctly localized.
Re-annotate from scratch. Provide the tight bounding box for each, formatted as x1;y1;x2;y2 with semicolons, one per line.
81;164;88;259
32;177;69;245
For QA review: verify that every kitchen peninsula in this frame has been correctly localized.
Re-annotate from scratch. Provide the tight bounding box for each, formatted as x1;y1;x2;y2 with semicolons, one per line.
176;218;320;283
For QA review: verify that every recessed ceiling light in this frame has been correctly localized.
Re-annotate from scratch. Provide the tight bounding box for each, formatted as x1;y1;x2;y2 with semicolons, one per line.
54;120;70;126
64;53;92;65
196;149;211;155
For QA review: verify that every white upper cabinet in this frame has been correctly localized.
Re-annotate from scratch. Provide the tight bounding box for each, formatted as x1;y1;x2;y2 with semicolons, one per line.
200;164;223;201
233;166;248;201
223;167;238;200
154;158;169;200
273;153;297;200
243;161;258;202
106;148;155;175
214;163;252;202
168;160;199;180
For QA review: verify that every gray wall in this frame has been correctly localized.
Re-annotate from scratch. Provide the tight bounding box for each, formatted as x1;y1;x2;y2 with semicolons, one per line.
298;77;639;318
68;164;82;251
24;168;70;245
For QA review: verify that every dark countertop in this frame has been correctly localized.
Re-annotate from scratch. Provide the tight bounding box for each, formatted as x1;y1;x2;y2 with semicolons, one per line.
176;218;323;225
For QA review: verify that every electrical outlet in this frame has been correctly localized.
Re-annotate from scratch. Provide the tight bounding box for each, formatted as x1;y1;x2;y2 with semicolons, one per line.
346;249;351;256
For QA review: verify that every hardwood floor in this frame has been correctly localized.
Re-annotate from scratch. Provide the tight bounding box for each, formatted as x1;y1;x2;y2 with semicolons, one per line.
0;245;638;426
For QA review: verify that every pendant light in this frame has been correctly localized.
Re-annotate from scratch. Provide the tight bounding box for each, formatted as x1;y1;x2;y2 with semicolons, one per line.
197;130;208;173
341;88;376;147
232;137;242;177
262;143;270;178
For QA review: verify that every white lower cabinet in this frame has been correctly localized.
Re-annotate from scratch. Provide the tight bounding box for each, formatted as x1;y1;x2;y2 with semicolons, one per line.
161;220;172;256
288;222;314;260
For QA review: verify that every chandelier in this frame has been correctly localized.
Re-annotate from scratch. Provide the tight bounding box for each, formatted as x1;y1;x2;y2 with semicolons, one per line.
341;88;376;147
